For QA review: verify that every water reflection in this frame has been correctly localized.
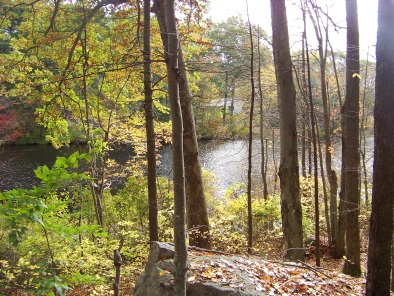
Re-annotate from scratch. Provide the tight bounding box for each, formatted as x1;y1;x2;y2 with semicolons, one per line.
0;144;134;192
0;137;374;194
158;140;274;195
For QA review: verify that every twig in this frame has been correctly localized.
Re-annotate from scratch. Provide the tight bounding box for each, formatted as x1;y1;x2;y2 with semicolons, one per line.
297;259;332;279
187;245;232;256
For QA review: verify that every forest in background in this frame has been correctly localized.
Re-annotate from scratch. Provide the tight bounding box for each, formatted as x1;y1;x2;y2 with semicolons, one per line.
0;0;392;295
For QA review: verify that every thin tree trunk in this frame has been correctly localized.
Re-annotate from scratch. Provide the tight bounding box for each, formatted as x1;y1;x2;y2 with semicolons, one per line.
246;0;254;253
301;117;307;178
307;0;337;250
270;0;303;261
257;28;269;200
295;20;308;179
315;114;331;246
165;0;187;294
328;41;343;259
143;0;159;242
82;25;104;227
366;0;394;293
360;52;369;205
303;7;320;266
272;129;278;195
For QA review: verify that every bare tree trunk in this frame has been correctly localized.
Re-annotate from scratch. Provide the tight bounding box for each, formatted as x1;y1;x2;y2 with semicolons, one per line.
306;0;337;249
246;0;254;253
143;0;159;242
257;28;269;200
342;0;361;277
366;0;394;293
270;0;303;261
328;41;344;258
165;0;187;294
271;129;279;195
152;0;211;249
360;52;370;205
303;6;320;266
178;49;212;249
301;117;307;178
315;114;331;246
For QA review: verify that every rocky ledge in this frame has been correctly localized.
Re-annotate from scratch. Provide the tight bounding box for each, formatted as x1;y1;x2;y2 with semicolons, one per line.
134;242;258;296
134;242;367;296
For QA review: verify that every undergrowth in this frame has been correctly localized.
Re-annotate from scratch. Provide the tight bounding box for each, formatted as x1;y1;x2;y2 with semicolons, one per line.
0;155;372;295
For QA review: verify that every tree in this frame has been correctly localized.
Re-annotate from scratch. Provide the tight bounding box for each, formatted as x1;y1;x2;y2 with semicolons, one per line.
270;0;303;261
246;0;254;254
306;0;338;250
152;0;212;249
1;0;149;227
342;0;361;277
256;28;269;200
366;0;394;294
207;16;251;130
301;1;320;267
143;0;159;242
165;1;187;293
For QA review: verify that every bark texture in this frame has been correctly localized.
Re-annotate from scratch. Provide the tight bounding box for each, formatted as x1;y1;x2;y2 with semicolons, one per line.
178;49;212;249
342;0;361;277
152;0;211;249
366;0;394;294
165;0;187;294
270;0;303;261
143;0;159;242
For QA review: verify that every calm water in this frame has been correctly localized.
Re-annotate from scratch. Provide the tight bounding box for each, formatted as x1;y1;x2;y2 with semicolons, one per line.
0;144;133;192
0;138;374;194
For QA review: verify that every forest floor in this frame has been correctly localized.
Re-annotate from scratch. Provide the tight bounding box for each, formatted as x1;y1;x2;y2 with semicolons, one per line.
2;244;388;296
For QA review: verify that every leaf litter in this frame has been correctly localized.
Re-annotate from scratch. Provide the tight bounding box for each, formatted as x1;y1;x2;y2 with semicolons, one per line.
186;248;373;295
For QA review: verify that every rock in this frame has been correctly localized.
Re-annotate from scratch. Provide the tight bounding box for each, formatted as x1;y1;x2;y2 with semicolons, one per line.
134;242;264;296
134;242;175;296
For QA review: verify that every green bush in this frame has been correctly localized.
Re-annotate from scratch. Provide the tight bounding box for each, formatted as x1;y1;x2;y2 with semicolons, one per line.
210;182;282;254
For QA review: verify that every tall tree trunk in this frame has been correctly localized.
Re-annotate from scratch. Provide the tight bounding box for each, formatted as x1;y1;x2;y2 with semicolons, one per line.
328;40;343;258
257;28;269;200
315;114;331;246
143;0;159;242
298;13;308;179
165;0;187;294
303;7;320;266
270;0;304;261
152;0;211;249
81;25;104;227
178;49;212;249
342;0;361;277
366;0;394;294
360;53;369;205
307;0;337;249
246;0;254;253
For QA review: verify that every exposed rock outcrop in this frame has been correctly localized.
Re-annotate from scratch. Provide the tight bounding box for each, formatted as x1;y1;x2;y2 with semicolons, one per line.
134;242;262;296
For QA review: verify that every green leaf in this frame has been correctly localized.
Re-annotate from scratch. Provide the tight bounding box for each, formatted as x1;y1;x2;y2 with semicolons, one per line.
31;212;45;227
54;157;68;168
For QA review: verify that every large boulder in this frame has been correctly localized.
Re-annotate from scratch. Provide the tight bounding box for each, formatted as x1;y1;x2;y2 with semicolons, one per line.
134;242;263;296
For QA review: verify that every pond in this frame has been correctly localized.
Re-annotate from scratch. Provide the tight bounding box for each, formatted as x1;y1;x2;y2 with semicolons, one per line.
0;137;374;194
